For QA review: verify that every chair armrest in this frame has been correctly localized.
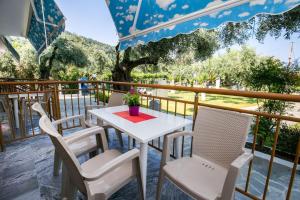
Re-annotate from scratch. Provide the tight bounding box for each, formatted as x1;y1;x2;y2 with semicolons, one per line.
85;105;107;123
82;148;140;181
161;131;193;166
64;126;104;144
221;152;253;200
166;131;193;140
231;152;253;170
52;114;86;129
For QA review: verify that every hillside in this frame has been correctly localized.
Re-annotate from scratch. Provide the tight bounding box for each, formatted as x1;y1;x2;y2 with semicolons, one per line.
0;32;116;80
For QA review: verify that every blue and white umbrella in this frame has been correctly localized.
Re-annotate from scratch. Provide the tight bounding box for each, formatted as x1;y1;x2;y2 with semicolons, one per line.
0;0;65;55
105;0;300;51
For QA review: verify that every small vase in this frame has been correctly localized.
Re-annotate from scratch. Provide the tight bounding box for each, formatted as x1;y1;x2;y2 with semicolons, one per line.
129;106;140;116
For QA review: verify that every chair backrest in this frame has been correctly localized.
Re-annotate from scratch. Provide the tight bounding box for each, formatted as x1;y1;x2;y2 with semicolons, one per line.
193;106;252;169
39;115;87;194
32;102;47;116
108;92;124;107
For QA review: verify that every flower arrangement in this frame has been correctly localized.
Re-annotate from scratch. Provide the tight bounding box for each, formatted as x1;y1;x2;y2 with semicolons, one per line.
123;87;140;116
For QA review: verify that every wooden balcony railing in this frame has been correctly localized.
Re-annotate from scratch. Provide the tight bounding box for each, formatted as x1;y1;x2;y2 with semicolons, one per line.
0;80;299;200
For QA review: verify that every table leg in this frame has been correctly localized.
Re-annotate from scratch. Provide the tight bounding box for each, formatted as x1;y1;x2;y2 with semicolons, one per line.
13;98;19;129
174;136;182;158
140;142;148;199
128;136;132;150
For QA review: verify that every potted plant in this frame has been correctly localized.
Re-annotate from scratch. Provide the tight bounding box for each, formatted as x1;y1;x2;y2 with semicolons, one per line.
123;87;141;116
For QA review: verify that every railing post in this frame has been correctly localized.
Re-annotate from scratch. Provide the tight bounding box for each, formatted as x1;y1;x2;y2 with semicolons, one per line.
286;137;300;200
0;122;5;152
190;92;199;157
245;116;260;192
192;92;199;130
262;119;281;200
96;82;100;105
58;83;62;96
54;83;62;134
102;83;106;106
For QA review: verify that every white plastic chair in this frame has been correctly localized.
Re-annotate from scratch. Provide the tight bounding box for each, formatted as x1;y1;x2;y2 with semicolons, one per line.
32;102;102;176
156;106;253;200
39;115;144;200
85;92;125;147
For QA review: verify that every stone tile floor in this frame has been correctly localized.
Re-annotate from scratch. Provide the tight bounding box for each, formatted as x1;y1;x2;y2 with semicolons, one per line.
1;119;299;199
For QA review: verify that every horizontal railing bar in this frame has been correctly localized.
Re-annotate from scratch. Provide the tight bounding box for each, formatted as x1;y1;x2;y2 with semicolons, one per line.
0;90;54;95
102;81;300;102
140;93;194;105
1;85;299;122
236;187;261;200
197;102;300;123
0;80;300;102
4;133;44;143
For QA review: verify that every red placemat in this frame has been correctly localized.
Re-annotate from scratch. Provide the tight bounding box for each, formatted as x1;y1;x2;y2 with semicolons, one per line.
113;111;156;123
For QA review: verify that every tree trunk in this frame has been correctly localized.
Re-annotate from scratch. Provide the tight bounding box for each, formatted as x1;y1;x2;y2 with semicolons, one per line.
111;44;131;91
40;46;58;79
111;44;159;91
112;65;132;91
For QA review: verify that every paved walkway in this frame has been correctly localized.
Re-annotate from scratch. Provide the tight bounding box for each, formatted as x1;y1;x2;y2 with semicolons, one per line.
0;95;299;199
0;127;299;200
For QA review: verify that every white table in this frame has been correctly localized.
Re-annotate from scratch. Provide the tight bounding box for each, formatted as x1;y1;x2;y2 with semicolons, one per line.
8;93;44;128
88;105;193;199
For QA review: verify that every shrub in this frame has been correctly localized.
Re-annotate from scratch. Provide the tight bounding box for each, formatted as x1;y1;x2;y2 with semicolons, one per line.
277;123;300;155
97;92;109;103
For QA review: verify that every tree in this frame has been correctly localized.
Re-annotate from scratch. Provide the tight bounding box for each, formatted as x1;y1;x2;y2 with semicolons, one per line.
15;40;39;79
0;52;17;78
199;46;258;86
244;57;299;148
0;38;39;79
39;32;115;79
40;36;89;79
112;30;219;89
219;5;300;46
91;50;113;75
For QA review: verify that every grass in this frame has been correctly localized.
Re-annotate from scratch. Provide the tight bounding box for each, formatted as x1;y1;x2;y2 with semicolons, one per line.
141;91;257;116
168;91;257;108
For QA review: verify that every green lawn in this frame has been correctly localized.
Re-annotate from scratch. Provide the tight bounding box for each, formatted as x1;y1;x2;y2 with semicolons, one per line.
168;91;257;108
141;91;257;116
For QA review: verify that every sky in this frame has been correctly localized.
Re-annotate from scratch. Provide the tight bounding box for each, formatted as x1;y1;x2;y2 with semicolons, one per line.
55;0;299;63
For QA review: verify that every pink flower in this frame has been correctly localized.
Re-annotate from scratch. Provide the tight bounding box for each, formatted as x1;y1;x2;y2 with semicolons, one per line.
129;87;135;94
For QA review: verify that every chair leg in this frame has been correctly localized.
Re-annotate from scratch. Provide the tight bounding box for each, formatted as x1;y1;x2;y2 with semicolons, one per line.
135;158;144;200
104;128;110;143
61;164;77;200
128;136;132;150
156;170;165;200
116;129;124;147
133;138;136;147
53;150;61;176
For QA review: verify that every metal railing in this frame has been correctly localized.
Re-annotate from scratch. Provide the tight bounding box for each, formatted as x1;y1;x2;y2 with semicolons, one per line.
0;80;299;200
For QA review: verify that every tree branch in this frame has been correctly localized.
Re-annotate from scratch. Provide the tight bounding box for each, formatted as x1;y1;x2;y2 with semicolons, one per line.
125;57;159;70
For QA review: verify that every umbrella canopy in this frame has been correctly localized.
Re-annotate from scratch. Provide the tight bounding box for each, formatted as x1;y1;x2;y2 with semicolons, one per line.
0;0;65;54
106;0;300;50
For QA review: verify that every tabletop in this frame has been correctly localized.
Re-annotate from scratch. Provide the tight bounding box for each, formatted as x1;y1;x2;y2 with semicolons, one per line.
88;105;193;143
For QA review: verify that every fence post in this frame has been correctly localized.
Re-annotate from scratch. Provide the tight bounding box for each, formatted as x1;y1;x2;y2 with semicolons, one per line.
192;92;199;130
190;92;199;157
96;82;100;105
102;83;106;106
0;122;4;152
54;83;62;134
286;137;300;200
